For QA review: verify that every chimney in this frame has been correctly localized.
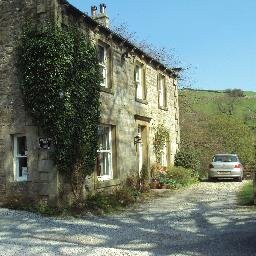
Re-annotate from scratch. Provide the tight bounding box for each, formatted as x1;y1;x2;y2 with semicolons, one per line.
91;6;97;16
100;3;106;14
91;3;109;28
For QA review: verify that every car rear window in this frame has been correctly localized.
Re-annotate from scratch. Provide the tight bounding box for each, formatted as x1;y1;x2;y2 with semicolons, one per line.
213;155;238;162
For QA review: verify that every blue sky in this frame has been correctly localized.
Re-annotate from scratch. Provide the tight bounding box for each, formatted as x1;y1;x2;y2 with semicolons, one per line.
68;0;256;91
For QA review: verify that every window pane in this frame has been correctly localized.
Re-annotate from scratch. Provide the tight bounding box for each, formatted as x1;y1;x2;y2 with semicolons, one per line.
137;82;142;99
98;45;105;63
97;125;113;178
17;136;27;156
97;152;111;176
159;77;165;107
98;126;110;150
135;65;140;81
18;157;27;177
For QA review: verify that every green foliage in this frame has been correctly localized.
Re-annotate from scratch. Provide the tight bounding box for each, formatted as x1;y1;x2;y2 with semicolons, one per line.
174;149;200;171
3;196;60;216
85;187;138;214
179;90;256;177
237;181;254;206
158;173;177;188
158;166;199;189
153;124;169;163
85;170;152;214
19;23;101;183
208;115;255;168
224;88;245;98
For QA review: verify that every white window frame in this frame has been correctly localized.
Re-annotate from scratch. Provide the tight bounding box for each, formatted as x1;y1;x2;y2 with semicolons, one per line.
13;135;28;182
98;44;108;88
97;125;113;181
135;64;143;99
159;75;166;108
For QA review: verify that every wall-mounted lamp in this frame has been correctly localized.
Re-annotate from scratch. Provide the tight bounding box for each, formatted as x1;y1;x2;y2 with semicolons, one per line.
134;135;142;145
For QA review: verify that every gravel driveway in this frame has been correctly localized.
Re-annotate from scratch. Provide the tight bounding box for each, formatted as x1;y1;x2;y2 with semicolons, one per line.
0;181;256;256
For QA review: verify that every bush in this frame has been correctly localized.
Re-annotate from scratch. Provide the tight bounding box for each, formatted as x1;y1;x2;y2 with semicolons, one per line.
237;181;254;206
3;196;60;216
174;149;200;171
85;187;140;214
224;88;245;97
156;166;199;189
166;166;199;188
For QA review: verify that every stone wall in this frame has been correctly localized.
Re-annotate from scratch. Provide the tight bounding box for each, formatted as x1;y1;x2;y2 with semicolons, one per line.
0;0;58;204
0;0;180;205
57;2;180;189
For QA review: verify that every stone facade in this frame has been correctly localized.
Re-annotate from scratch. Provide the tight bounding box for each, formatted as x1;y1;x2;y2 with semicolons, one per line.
0;0;180;205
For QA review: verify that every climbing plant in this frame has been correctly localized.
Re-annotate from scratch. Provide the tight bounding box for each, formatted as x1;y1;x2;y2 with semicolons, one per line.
153;124;169;164
19;22;102;200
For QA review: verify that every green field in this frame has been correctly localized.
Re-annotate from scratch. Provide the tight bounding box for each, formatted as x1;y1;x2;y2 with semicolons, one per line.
179;89;256;130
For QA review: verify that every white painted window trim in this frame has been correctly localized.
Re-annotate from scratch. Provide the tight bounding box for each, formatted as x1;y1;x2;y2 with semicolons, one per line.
98;44;108;88
97;125;113;181
135;64;143;99
158;75;166;108
13;135;28;182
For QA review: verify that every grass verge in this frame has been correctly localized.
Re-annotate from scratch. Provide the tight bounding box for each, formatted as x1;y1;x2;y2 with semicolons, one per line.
237;181;254;206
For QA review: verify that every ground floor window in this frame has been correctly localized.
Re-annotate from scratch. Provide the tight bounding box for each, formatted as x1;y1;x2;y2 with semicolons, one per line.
96;125;113;180
13;135;28;181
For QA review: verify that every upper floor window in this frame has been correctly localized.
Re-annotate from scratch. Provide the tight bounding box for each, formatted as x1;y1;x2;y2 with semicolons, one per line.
98;43;109;88
158;74;167;108
13;135;28;182
135;63;145;100
97;125;113;180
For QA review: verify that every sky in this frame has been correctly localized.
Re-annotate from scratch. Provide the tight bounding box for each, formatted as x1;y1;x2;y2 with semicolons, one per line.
68;0;256;92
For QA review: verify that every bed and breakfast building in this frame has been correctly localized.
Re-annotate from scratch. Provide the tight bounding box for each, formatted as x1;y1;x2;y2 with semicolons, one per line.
0;0;180;204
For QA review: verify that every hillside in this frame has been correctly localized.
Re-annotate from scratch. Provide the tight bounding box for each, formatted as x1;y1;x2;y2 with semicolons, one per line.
178;89;256;176
179;89;256;131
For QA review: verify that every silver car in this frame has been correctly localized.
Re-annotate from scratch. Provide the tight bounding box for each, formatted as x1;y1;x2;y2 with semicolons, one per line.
208;154;243;182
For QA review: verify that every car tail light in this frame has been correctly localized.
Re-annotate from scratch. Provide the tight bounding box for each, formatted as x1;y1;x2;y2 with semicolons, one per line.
209;164;214;168
234;164;241;168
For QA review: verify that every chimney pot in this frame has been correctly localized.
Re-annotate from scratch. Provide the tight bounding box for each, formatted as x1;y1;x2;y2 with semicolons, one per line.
91;6;97;16
100;3;106;14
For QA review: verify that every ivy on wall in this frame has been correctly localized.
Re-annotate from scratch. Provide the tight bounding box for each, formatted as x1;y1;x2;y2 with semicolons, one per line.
19;23;102;199
153;124;169;164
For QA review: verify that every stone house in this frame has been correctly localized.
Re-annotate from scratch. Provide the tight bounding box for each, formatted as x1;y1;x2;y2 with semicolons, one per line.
0;0;180;205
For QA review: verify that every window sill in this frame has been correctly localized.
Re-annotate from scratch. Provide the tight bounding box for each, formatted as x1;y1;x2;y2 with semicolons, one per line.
96;178;121;188
100;86;113;94
13;179;29;183
159;106;168;111
135;98;148;105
